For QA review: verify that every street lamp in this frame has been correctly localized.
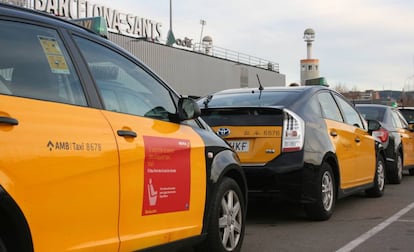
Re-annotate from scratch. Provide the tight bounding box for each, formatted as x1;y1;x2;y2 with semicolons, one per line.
166;0;175;46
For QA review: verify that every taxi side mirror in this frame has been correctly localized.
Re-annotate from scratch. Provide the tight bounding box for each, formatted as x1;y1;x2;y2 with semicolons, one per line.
367;119;381;133
177;97;201;121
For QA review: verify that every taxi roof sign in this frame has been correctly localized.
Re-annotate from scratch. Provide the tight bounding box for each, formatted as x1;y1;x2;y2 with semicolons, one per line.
71;17;108;38
305;77;329;87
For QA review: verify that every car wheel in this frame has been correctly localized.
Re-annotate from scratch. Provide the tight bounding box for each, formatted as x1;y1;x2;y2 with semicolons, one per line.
388;153;403;184
199;177;245;252
0;237;7;252
366;154;385;197
409;168;414;176
304;162;335;221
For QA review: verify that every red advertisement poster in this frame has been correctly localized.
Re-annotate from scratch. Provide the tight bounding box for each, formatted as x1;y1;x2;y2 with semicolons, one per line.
142;136;191;215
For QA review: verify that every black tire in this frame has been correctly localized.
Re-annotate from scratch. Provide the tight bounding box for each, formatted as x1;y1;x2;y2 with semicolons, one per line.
409;168;414;176
199;177;245;252
366;154;385;197
0;237;7;252
387;153;403;184
304;162;336;221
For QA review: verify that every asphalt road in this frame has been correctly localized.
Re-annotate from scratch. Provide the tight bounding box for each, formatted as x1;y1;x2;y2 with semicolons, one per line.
243;172;414;252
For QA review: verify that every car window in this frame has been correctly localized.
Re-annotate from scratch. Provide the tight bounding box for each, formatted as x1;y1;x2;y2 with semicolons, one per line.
391;109;404;129
317;92;343;122
334;94;365;128
73;36;176;121
0;20;87;106
356;106;386;122
395;110;409;128
399;109;414;123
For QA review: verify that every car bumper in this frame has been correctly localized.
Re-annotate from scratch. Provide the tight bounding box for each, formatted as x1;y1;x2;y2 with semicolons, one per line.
243;150;320;203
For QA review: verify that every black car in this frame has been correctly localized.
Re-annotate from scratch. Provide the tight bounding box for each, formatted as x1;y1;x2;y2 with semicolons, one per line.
357;104;414;180
198;86;386;221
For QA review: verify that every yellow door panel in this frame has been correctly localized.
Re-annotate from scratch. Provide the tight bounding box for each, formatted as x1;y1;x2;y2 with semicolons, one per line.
324;120;355;188
0;96;119;251
354;127;376;184
211;126;282;164
100;111;206;251
399;128;414;166
324;119;375;189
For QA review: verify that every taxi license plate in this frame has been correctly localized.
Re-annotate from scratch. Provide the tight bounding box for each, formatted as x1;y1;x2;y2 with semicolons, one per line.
228;140;249;152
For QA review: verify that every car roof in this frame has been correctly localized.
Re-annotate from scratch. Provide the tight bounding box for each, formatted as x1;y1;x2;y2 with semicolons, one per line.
0;3;94;35
398;107;414;110
355;104;392;109
211;85;329;95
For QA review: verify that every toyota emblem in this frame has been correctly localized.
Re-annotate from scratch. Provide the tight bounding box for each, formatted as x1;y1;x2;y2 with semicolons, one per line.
217;128;231;137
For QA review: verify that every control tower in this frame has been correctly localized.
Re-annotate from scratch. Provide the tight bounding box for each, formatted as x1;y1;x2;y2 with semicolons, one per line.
300;28;320;85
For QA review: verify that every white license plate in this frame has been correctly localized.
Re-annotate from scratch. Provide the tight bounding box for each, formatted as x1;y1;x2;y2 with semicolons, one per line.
228;140;249;152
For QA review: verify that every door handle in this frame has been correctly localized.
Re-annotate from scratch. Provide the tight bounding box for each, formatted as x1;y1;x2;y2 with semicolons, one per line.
117;130;137;138
0;116;18;126
355;137;360;143
330;131;337;137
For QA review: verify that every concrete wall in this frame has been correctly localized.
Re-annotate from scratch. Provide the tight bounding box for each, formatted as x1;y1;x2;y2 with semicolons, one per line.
109;33;285;97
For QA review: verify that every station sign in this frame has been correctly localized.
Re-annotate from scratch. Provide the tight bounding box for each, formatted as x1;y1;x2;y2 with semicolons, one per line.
34;0;162;41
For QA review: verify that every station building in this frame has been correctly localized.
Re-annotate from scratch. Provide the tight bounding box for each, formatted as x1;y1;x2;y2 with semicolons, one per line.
2;0;286;97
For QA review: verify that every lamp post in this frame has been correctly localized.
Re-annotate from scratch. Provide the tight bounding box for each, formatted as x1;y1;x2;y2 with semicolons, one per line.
166;0;175;46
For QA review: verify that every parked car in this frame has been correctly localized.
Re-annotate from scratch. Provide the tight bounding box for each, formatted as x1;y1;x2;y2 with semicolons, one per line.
357;104;414;178
197;85;386;221
398;107;414;129
0;4;247;252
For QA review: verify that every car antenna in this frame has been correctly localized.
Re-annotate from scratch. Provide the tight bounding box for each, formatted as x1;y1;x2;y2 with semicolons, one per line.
203;94;213;108
256;74;264;99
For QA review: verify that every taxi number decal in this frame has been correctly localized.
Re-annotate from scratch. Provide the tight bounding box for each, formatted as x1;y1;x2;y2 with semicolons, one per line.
142;136;191;215
46;140;102;151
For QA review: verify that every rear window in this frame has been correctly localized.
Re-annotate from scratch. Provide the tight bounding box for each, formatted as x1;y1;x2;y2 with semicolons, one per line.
199;90;301;108
356;106;386;121
399;109;414;123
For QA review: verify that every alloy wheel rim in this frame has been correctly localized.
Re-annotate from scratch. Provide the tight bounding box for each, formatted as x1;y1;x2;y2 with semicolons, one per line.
397;155;403;181
321;171;334;211
377;160;385;190
219;189;242;251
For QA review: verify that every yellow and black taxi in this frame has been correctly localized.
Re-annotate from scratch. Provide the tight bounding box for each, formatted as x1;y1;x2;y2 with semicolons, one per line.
0;4;247;252
198;85;386;220
399;107;414;130
357;104;414;180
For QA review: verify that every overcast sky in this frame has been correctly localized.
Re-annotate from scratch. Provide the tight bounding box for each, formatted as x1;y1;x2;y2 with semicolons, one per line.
94;0;414;91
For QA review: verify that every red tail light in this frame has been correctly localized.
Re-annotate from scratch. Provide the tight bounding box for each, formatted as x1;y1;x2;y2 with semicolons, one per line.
372;128;389;143
282;109;305;152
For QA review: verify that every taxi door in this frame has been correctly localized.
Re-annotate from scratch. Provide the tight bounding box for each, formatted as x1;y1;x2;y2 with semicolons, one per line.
392;109;414;166
0;21;120;252
102;111;206;251
333;94;376;185
73;35;207;251
318;92;358;188
0;97;120;251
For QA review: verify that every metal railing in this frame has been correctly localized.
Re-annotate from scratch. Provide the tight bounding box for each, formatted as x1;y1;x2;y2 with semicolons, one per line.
193;43;279;73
